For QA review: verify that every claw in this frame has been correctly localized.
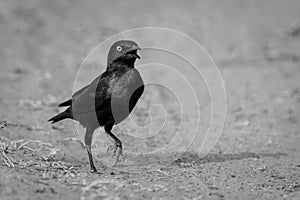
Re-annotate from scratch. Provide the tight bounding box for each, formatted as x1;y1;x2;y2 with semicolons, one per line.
107;144;117;158
107;143;125;166
106;145;113;153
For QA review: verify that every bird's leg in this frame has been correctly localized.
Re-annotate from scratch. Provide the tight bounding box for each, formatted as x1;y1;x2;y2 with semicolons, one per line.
104;124;124;166
84;128;97;173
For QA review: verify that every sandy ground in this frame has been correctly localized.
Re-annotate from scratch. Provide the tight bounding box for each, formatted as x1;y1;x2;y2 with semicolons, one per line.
0;0;300;199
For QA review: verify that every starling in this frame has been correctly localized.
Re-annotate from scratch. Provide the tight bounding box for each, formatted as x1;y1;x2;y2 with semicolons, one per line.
48;40;144;172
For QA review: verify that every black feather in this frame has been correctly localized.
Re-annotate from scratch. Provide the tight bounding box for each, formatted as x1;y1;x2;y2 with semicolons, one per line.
48;107;72;124
58;99;72;107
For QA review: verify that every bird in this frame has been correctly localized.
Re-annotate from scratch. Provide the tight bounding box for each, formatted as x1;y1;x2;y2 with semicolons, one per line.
48;40;144;173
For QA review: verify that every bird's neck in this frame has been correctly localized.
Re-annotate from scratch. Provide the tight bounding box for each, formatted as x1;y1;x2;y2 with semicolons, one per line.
106;59;136;72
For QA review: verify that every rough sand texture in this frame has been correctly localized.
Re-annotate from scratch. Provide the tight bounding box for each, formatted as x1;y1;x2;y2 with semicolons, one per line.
0;0;299;199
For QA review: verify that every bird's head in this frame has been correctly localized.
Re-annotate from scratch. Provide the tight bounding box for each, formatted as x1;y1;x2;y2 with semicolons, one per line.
107;40;141;66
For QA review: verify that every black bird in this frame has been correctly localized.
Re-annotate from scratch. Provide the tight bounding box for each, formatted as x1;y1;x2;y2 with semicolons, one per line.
48;40;144;173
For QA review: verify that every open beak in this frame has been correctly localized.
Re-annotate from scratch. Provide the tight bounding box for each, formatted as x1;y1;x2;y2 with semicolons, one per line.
135;52;141;59
126;46;141;59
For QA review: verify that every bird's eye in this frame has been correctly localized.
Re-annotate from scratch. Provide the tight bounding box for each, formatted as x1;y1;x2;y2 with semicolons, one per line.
116;46;122;52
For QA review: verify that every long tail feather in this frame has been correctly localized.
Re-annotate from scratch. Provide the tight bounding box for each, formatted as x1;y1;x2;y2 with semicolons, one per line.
48;107;72;124
58;99;72;107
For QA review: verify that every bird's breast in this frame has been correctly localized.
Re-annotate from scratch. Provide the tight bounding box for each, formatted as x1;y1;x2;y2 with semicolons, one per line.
109;68;144;123
110;69;143;98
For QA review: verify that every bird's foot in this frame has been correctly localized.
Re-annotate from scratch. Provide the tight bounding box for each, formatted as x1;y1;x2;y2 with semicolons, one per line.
90;164;97;173
107;143;125;166
90;168;97;173
107;143;117;157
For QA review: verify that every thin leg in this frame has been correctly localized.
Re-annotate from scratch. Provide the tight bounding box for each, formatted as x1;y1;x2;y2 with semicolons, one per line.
85;128;97;173
104;123;124;166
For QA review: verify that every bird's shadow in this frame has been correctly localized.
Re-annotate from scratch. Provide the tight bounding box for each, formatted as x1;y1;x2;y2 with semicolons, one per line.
107;151;288;170
174;151;287;165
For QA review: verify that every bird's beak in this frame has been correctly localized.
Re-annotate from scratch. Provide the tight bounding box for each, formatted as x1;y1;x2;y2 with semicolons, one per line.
126;46;141;59
135;46;141;59
131;45;141;51
126;46;141;51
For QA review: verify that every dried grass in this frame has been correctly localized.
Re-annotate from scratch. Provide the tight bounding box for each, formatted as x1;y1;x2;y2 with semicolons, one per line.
0;123;79;179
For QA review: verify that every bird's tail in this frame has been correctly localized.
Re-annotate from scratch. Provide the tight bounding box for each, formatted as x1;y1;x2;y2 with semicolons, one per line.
48;107;73;124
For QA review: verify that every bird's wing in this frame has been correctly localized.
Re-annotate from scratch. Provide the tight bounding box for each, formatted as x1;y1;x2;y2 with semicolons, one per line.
58;82;92;107
71;74;110;114
73;84;90;98
58;85;87;107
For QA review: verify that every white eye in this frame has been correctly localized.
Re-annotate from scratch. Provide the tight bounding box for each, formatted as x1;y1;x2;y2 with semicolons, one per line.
116;46;122;51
